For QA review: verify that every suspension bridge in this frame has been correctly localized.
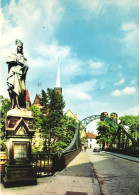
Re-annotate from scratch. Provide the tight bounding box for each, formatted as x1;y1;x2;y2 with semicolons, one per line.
31;115;139;177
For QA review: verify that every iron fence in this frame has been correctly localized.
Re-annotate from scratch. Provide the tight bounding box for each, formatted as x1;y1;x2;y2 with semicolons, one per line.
32;153;55;177
32;148;81;177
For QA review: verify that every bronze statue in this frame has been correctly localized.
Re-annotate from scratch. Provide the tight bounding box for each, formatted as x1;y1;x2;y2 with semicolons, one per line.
6;39;28;109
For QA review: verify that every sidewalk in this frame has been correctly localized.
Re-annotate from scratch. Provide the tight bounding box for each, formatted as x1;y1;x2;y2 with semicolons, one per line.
0;151;100;195
102;151;139;163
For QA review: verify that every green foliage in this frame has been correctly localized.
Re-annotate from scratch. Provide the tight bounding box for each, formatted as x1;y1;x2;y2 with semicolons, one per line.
80;136;87;145
32;129;44;153
30;105;44;152
30;105;43;129
119;115;139;140
96;115;139;149
96;119;115;145
61;115;77;145
0;96;11;151
32;89;77;153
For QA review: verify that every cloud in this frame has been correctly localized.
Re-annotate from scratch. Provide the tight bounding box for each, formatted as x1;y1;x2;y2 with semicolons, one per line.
122;23;139;47
130;79;136;86
0;0;64;59
119;106;139;116
122;23;137;31
70;79;97;92
35;43;70;59
64;89;92;101
63;79;97;101
76;0;105;16
111;86;136;96
89;60;104;69
127;106;139;115
121;22;139;66
6;0;64;35
88;59;108;75
76;0;138;18
114;78;125;86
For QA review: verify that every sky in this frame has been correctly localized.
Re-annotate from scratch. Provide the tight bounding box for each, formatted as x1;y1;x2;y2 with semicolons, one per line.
0;0;139;132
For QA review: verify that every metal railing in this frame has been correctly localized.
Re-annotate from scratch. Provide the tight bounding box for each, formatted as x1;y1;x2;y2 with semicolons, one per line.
32;148;81;177
32;120;81;177
32;153;55;177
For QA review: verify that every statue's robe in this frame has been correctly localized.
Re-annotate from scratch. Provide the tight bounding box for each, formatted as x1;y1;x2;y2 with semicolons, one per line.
6;53;28;108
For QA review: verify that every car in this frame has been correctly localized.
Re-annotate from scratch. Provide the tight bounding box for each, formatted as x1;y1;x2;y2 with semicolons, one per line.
93;147;101;152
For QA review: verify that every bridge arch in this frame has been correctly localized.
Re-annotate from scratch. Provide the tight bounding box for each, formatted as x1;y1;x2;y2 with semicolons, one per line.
62;114;139;152
80;115;118;129
80;115;139;147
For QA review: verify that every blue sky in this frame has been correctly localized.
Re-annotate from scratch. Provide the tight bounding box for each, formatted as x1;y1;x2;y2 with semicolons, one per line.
0;0;139;131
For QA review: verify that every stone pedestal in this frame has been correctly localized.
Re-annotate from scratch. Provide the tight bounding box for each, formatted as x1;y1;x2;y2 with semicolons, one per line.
3;109;37;188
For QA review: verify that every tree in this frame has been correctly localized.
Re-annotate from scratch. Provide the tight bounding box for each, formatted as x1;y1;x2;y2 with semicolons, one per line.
0;96;11;151
30;105;44;152
61;114;78;146
96;119;115;149
119;115;139;141
40;89;66;152
31;89;77;152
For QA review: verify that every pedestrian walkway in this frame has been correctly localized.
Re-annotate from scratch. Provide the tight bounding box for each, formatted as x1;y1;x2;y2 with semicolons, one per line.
0;151;100;195
102;151;139;163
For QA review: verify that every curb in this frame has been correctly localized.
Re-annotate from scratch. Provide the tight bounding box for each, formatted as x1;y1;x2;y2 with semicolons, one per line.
101;151;139;163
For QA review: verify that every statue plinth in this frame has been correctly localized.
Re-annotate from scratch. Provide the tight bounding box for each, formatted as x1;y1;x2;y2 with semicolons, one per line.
3;109;37;187
7;109;33;118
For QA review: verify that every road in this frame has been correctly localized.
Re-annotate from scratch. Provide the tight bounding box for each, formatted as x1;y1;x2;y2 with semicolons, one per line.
87;149;139;195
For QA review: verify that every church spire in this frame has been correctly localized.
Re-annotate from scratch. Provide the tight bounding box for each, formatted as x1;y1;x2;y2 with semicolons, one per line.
56;66;61;87
54;66;62;95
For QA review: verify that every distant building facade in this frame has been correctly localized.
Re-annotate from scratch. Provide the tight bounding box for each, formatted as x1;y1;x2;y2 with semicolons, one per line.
86;132;100;148
65;109;86;139
33;94;43;109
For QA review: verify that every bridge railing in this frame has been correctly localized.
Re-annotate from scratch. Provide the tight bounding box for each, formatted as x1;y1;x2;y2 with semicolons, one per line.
32;148;81;177
32;153;55;177
106;124;139;157
32;123;81;177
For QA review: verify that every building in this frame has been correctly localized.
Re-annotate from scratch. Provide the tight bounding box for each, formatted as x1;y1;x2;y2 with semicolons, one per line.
26;89;31;108
65;109;79;122
65;109;86;138
86;132;100;149
33;94;43;109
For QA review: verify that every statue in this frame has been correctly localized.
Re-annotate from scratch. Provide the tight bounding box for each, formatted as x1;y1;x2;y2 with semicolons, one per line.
6;39;28;109
3;40;37;188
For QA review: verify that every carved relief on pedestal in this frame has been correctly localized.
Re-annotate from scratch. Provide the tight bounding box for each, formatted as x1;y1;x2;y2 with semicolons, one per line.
16;126;27;135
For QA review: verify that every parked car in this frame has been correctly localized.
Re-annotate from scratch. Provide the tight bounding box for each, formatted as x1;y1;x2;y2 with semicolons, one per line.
93;147;101;152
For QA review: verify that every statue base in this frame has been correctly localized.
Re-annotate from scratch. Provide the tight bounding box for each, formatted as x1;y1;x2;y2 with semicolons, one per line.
7;108;33;118
3;164;37;188
3;108;37;188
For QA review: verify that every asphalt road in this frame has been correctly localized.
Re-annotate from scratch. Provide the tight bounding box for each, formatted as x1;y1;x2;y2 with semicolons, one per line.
87;149;139;195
